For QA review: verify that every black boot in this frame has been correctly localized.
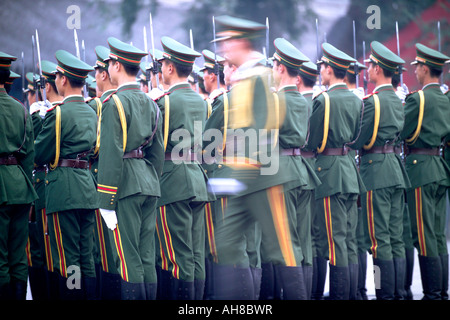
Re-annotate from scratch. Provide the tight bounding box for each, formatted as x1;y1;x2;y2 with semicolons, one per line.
348;263;359;300
144;282;157;300
250;267;262;300
440;254;448;300
274;265;307;300
418;255;442;300
82;276;98;300
311;256;327;300
120;279;146;300
204;259;214;300
46;270;60;300
329;264;349;300
10;279;27;300
404;248;415;300
302;264;313;300
0;282;11;300
58;273;83;300
213;265;254;300
194;279;205;300
28;266;48;300
101;271;121;300
393;257;407;300
171;278;194;300
357;252;368;300
259;263;275;300
373;258;395;300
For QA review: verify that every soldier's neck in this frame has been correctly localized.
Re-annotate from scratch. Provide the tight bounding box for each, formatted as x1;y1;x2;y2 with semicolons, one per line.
277;77;297;90
62;86;82;98
421;76;440;87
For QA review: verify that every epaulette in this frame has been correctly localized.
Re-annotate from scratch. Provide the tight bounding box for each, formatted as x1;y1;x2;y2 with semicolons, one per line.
209;88;227;101
46;102;62;113
102;90;118;104
405;90;419;98
363;91;378;100
312;90;326;100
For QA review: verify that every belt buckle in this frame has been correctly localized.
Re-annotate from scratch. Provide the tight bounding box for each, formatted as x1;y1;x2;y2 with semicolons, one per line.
342;146;349;155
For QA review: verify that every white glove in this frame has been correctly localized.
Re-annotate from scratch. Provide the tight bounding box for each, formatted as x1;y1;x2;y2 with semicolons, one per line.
29;101;41;115
312;84;326;98
440;83;448;94
396;83;409;103
147;88;165;101
39;100;52;119
100;208;118;230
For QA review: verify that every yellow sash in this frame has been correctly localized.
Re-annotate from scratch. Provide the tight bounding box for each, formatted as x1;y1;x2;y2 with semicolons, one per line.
363;94;381;150
405;90;424;145
317;92;330;153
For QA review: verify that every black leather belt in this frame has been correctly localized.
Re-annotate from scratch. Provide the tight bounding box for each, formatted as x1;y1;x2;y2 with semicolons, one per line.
57;159;89;169
0;155;18;165
123;149;144;159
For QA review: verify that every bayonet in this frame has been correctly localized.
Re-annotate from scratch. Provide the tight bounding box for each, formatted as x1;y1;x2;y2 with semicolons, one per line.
438;21;443;85
31;35;39;98
362;40;368;95
35;29;48;103
352;20;359;88
395;21;403;87
315;18;322;86
21;51;28;109
213;15;220;90
143;25;151;89
149;13;160;88
189;29;199;93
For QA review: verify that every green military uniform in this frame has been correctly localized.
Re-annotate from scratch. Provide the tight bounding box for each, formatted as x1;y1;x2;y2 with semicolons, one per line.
353;41;411;300
27;60;61;300
0;51;38;299
34;50;98;300
96;37;164;300
154;36;209;300
308;43;366;300
85;44;122;300
210;16;310;300
399;44;450;300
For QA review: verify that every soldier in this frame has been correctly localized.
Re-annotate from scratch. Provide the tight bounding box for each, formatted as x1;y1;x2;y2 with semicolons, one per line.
0;51;37;300
210;15;308;300
270;38;321;300
87;44;121;300
352;41;411;300
96;37;164;300
4;70;20;94
153;36;209;300
138;61;150;93
199;49;229;299
344;62;367;100
34;50;98;300
308;43;366;300
400;44;450;300
297;61;329;300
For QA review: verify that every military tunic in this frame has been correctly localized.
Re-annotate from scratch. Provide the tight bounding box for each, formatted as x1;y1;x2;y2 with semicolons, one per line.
0;87;37;291
308;83;366;268
97;83;164;285
400;83;450;258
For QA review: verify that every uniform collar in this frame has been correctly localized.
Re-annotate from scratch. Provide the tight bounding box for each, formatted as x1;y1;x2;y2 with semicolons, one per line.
277;84;298;93
63;94;84;103
422;82;440;90
373;83;393;92
167;82;190;93
328;82;347;91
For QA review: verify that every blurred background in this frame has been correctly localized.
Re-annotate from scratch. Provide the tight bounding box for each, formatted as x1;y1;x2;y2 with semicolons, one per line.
1;0;449;100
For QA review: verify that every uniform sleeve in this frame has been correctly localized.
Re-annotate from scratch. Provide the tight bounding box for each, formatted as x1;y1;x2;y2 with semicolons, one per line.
306;95;325;150
145;101;164;177
19;112;36;182
351;97;375;150
399;93;419;141
34;109;56;166
97;99;125;210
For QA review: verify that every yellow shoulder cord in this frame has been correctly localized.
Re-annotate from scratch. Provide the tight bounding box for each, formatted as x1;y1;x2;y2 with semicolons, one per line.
164;95;170;152
363;94;381;150
271;92;280;150
317;92;330;153
112;94;127;152
49;106;61;170
207;99;212;119
218;93;229;155
94;97;102;156
405;90;424;145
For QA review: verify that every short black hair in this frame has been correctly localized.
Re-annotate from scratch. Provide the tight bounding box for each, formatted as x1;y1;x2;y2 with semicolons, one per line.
167;59;192;78
299;73;316;88
428;66;443;78
122;63;140;77
67;76;85;89
274;60;299;78
391;73;400;87
381;67;394;78
325;63;346;79
345;72;357;84
0;69;10;85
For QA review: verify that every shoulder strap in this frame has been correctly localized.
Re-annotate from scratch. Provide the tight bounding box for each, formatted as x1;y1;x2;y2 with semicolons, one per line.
218;93;229;156
49;105;61;170
271;92;280;149
139;103;160;151
206;99;212;119
317;91;330;153
163;94;170;152
112;94;128;152
405;90;424;145
363;93;381;150
94;98;103;156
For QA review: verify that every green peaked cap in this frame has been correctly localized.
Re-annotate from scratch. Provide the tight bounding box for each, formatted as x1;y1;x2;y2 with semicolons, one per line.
40;60;58;83
160;36;201;66
106;37;147;67
55;49;94;80
6;70;20;85
0;51;17;71
411;43;450;70
318;43;356;70
200;49;225;71
93;45;110;70
299;61;319;80
213;15;266;42
365;41;404;72
347;61;368;75
273;38;309;69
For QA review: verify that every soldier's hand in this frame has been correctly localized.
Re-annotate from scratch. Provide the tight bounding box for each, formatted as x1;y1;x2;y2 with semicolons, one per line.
148;88;165;101
100;208;118;230
440;83;448;94
396;84;409;103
